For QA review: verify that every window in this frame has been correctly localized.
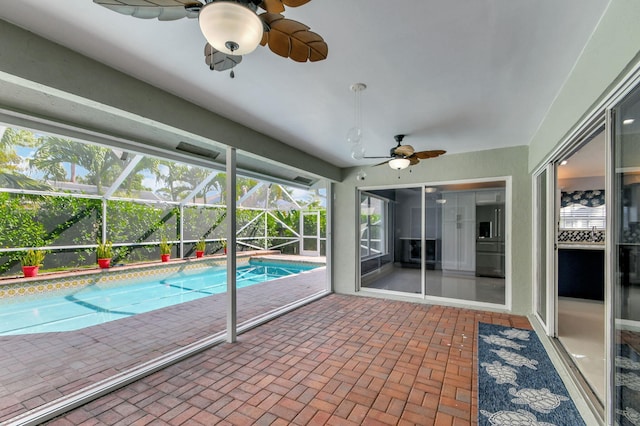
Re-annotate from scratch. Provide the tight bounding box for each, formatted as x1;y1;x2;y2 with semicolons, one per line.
559;189;605;229
360;194;388;258
559;204;606;229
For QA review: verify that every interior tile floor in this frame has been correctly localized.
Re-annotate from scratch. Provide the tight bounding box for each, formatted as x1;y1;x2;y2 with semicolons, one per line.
43;294;531;425
363;267;505;305
557;297;605;403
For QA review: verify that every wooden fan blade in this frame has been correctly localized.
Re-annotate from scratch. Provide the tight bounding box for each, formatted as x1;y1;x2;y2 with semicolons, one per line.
93;0;200;20
282;0;312;7
260;0;285;14
413;150;446;159
308;39;328;62
394;144;414;157
289;30;325;62
260;0;311;13
408;156;420;166
259;13;328;62
204;43;242;72
269;15;310;33
374;161;391;167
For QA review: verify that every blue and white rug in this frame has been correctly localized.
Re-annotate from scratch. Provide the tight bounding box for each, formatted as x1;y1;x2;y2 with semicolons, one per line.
478;323;585;425
616;343;640;425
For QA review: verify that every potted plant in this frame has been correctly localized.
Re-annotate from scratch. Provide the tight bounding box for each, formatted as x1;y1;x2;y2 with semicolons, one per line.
221;239;227;255
160;237;172;262
195;239;206;258
96;240;113;269
21;249;45;278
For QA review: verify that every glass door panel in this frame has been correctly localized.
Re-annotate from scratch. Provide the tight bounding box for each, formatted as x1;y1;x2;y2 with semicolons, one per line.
613;84;640;425
535;168;549;328
555;127;606;404
358;182;507;305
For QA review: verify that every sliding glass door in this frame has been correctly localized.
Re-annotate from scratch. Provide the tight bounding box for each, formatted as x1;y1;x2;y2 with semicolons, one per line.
358;180;508;306
534;166;553;333
612;83;640;426
555;126;607;404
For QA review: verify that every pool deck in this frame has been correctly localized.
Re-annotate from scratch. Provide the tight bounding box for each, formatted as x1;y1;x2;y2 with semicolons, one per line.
0;256;327;423
45;295;531;426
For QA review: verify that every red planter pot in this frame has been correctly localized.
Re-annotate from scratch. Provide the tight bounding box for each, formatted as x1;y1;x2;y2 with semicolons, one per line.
224;248;227;255
22;266;39;278
195;251;204;258
98;258;111;269
161;254;170;262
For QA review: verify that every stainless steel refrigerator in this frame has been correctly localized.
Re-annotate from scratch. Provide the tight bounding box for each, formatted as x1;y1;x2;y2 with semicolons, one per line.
476;204;505;278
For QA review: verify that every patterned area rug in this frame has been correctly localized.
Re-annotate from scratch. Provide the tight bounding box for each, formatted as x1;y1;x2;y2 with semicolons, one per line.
616;344;640;425
478;323;585;425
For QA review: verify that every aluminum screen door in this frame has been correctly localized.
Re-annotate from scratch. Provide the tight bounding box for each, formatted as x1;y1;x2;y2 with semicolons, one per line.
301;210;320;256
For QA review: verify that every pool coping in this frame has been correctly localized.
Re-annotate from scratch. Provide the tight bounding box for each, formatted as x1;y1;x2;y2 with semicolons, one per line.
0;250;289;302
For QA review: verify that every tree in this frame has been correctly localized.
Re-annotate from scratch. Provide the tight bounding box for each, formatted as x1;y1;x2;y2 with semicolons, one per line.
0;128;53;190
0;127;38;171
115;156;160;196
153;162;192;201
30;137;124;192
153;162;224;203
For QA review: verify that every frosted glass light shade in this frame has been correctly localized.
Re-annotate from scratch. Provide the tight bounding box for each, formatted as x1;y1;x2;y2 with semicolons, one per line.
199;2;263;55
346;126;362;144
351;143;365;160
388;158;410;170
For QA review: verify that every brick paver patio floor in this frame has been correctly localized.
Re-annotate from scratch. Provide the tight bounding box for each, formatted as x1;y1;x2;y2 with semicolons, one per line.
42;294;531;425
0;265;327;423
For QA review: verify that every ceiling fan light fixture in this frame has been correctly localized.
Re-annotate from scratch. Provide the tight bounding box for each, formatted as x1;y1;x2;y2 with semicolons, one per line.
347;83;366;145
388;157;410;170
199;1;263;56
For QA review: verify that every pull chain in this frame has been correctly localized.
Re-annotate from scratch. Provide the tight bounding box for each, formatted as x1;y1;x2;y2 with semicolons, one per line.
226;41;239;79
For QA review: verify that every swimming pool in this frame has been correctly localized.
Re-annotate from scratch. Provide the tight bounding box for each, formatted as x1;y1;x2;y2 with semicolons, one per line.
0;261;318;335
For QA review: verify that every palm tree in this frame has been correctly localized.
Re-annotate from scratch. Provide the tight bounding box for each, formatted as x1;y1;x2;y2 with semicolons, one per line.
115;156;160;196
153;163;225;203
30;137;124;192
153;162;191;201
0;127;38;172
0;127;52;190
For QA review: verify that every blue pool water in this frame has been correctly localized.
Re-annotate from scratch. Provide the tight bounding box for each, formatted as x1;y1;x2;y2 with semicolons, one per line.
0;261;318;335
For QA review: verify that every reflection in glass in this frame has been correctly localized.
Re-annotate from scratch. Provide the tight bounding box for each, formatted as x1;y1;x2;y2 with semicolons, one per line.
555;128;606;404
359;182;506;304
614;84;640;424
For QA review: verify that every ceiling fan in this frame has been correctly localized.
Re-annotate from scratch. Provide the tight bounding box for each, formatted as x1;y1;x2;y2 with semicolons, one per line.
364;135;446;170
93;0;328;76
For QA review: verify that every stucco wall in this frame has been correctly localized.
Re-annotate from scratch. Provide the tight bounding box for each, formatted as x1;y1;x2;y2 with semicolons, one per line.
333;145;531;315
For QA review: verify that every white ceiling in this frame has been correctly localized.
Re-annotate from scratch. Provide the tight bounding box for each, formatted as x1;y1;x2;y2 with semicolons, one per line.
557;129;606;181
0;1;610;168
